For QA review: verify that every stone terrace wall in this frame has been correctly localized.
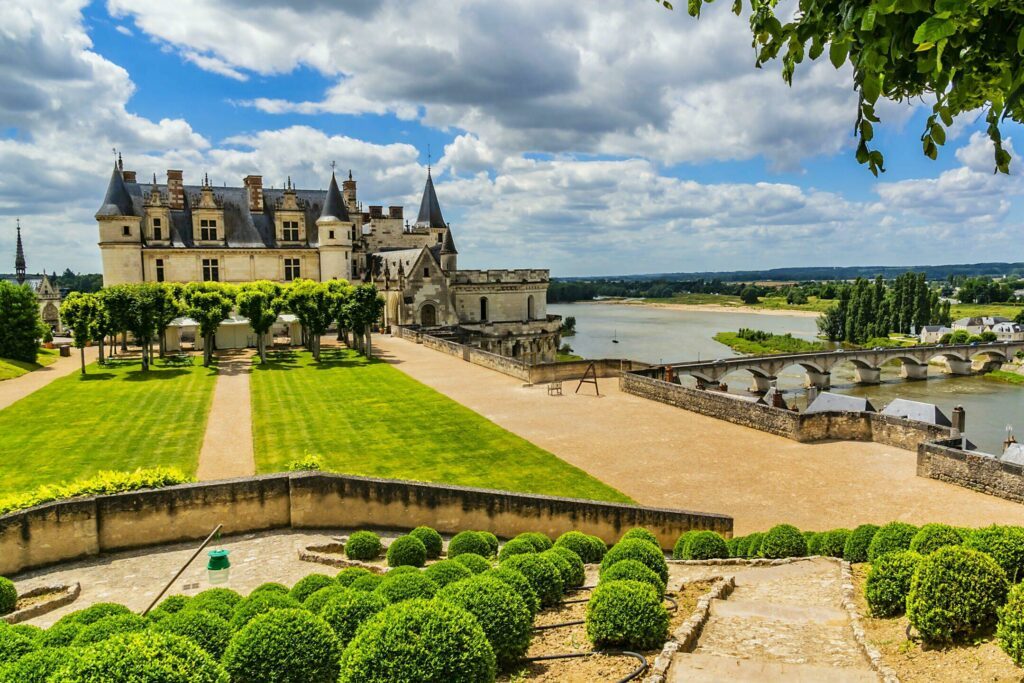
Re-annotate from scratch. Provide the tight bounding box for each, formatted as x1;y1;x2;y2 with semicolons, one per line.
918;440;1024;504
466;347;531;381
528;358;650;384
0;473;732;577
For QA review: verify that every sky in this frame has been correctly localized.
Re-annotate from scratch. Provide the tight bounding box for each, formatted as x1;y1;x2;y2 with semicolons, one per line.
1;0;1021;278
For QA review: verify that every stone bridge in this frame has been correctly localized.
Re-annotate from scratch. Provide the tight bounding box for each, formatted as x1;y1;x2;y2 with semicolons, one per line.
643;341;1024;392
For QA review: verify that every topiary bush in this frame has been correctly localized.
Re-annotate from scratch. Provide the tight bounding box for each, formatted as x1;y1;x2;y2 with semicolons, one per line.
759;524;807;559
9;624;41;641
250;582;289;597
349;574;384;592
149;595;191;621
303;584;349;614
423;560;474;588
965;525;1024;583
672;531;696;560
555;531;604;564
745;532;765;558
907;546;1008;643
290;574;337;603
437;575;532;670
320;589;388;648
501;553;563;607
684;531;729;560
620;527;660;548
817;529;851;559
538;549;570;592
336;567;374;587
447;531;491;558
497;537;537;562
844;524;880;563
479;531;500;556
0;645;79;683
223;609;339;683
54;631;227;683
375;571;438;603
230;592;300;630
909;523;964;556
726;536;743;558
153;609;233;659
187;588;242;621
0;624;37;662
600;538;669;584
36;621;82;648
0;577;16;615
386;535;428;568
548;546;585;588
600;559;666;597
345;531;383;561
338;599;496;683
586;535;608;562
55;602;132;627
586;579;669;650
733;536;750;558
998;582;1024;666
867;522;918;562
453;552;491;574
516;532;553;552
865;550;923;617
71;613;148;646
483;567;541;616
409;526;443;560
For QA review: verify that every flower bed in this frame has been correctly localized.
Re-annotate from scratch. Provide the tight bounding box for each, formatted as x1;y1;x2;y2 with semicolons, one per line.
1;584;80;625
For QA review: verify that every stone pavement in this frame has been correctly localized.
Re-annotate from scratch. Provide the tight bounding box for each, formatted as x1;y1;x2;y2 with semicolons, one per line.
196;350;256;480
668;560;877;682
0;345;98;411
373;334;1024;533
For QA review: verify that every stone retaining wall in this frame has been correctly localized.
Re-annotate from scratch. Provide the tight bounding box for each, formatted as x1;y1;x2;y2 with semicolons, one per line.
527;358;651;383
0;472;732;577
917;439;1024;504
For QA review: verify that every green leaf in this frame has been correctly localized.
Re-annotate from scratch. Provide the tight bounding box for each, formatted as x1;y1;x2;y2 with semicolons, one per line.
860;121;874;142
829;41;849;68
861;6;877;31
938;106;953;126
934;0;965;11
913;16;956;45
931;123;946;145
732;0;741;15
861;72;882;103
1018;27;1024;55
687;0;701;17
856;140;870;164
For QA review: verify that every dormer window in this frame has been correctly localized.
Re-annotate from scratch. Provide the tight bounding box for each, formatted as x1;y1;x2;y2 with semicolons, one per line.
283;221;300;241
200;219;218;241
153;218;162;240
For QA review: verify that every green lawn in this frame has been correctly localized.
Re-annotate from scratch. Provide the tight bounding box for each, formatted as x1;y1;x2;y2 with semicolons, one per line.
250;348;631;503
713;331;829;355
951;302;1023;320
0;348;59;381
0;357;217;494
986;369;1024;385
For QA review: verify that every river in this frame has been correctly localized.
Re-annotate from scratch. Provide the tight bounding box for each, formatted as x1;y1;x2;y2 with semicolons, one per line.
550;301;1024;455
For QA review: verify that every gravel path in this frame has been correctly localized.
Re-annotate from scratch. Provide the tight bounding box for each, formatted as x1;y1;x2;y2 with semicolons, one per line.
196;350;255;480
0;346;98;411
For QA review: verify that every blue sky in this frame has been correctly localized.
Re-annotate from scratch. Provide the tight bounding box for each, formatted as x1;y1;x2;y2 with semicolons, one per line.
1;0;1021;277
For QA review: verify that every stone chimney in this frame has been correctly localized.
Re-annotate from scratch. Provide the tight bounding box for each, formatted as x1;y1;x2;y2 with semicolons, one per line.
343;170;357;212
369;205;383;219
122;170;137;183
167;170;184;210
243;175;264;213
389;206;404;220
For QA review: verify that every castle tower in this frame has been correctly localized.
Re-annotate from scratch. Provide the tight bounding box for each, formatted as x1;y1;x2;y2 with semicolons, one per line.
342;170;358;214
440;226;458;272
415;168;448;243
316;170;354;281
96;161;143;285
14;219;26;285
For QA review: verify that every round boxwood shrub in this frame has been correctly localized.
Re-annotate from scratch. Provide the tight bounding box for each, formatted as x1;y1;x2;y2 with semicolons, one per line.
515;532;553;552
817;529;851;558
0;645;79;683
223;608;339;683
620;527;660;548
0;577;16;615
230;592;300;630
600;538;669;584
965;525;1024;582
907;546;1008;643
386;535;428;568
37;621;82;648
409;526;443;560
150;595;191;620
387;565;421;577
745;532;765;558
548;546;585;588
844;524;880;563
437;575;532;670
187;588;242;621
71;613;148;646
9;624;41;641
336;567;374;586
423;560;474;588
346;531;383;561
447;531;491;558
909;523;963;556
320;589;388;648
497;537;537;562
685;531;729;560
501;553;563;607
733;536;750;558
349;574;384;592
56;603;132;628
805;532;822;555
759;524;807;559
153;609;233;659
55;631;227;683
376;571;438;603
453;552;491;574
726;536;743;558
865;550;923;617
339;599;495;683
555;531;603;564
289;573;336;603
586;579;668;650
0;625;37;662
586;535;608;562
867;522;918;562
479;531;500;556
483;567;541;616
303;584;349;614
671;531;696;560
538;550;570;592
600;559;665;597
250;582;289;597
998;582;1024;666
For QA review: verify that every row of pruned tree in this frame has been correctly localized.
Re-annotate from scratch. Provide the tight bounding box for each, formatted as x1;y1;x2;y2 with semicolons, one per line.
59;279;385;375
817;274;953;344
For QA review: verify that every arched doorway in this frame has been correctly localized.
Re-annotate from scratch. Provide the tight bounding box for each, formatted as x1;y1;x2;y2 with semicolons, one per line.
420;303;436;327
480;297;488;321
41;303;59;328
526;295;534;320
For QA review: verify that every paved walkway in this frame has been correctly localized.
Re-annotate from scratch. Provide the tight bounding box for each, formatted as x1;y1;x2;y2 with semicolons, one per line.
669;560;875;682
374;335;1024;533
196;350;255;480
0;346;98;411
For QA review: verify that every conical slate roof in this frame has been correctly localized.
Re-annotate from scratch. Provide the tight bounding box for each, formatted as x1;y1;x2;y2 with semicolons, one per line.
415;170;446;229
95;165;135;217
440;226;457;254
15;221;25;284
319;171;349;222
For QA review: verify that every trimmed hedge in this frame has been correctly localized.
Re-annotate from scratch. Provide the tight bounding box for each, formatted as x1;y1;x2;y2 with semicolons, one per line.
453;553;491;575
909;524;963;556
671;531;695;560
336;567;374;587
867;522;918;562
684;531;729;560
437;575;533;670
448;531;491;558
153;610;233;659
0;625;37;662
817;529;850;559
55;603;132;627
36;621;82;648
483;567;541;616
54;631;227;683
376;572;438;603
733;536;750;558
303;585;350;614
844;524;880;563
620;527;660;548
290;574;337;603
223;608;339;683
479;531;500;556
759;524;807;559
250;582;289;597
548;546;585;588
586;579;668;650
338;599;496;683
744;532;765;558
600;559;666;597
555;531;605;564
501;554;564;608
320;589;388;648
600;538;669;584
423;560;475;588
497;538;537;562
387;536;428;568
865;550;923;617
230;592;301;630
516;532;553;552
346;531;383;561
0;577;16;615
0;645;79;683
998;582;1024;666
409;526;444;560
804;532;822;556
538;550;571;592
964;525;1024;583
349;574;384;592
149;595;191;620
71;613;148;646
907;546;1008;643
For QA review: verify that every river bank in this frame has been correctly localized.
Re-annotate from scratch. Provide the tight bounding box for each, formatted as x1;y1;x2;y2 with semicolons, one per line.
583;298;822;318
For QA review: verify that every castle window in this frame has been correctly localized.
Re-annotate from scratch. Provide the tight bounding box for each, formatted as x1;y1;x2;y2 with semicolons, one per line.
424;267;430;278
284;258;300;281
122;225;131;236
202;258;220;282
480;297;488;322
153;218;162;240
155;259;165;283
200;219;218;241
527;295;534;320
328;230;335;240
437;233;443;243
283;221;300;241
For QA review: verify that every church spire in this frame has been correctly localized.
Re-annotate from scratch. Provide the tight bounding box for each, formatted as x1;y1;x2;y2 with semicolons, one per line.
415;168;446;229
14;218;26;285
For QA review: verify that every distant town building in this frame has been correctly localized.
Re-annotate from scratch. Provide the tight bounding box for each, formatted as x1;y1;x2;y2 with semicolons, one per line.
919;325;952;344
879;399;951;427
951;316;1011;335
2;219;62;332
992;322;1024;342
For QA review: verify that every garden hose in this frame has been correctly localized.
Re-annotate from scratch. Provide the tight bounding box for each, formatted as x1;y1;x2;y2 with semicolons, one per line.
521;651;648;682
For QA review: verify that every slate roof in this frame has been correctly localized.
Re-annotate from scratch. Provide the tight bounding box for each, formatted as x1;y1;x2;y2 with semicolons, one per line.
804;392;876;414
96;165;136;218
415;170;446;229
319;172;349;222
880;399;952;427
1003;443;1024;467
441;227;457;254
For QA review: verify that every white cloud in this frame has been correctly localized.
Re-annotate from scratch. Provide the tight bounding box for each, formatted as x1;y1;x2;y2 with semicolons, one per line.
114;24;132;36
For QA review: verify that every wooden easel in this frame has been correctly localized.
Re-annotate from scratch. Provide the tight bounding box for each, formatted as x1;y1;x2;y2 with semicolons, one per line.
575;362;600;395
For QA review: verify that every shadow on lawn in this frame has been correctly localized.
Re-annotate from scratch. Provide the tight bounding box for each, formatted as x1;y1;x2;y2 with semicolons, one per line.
253;347;379;372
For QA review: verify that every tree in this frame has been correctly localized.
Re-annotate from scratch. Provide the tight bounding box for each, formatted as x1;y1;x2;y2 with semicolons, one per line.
740;287;760;304
237;281;285;364
345;284;386;357
182;283;235;367
154;283;184;359
100;284;135;355
324;279;354;346
659;0;1021;174
123;283;166;371
980;330;998;342
286;279;335;362
0;281;44;363
949;329;972;345
1016;309;1024;325
60;292;101;375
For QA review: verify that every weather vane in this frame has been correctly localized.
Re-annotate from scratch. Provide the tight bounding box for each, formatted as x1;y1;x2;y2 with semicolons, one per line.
330;160;336;172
